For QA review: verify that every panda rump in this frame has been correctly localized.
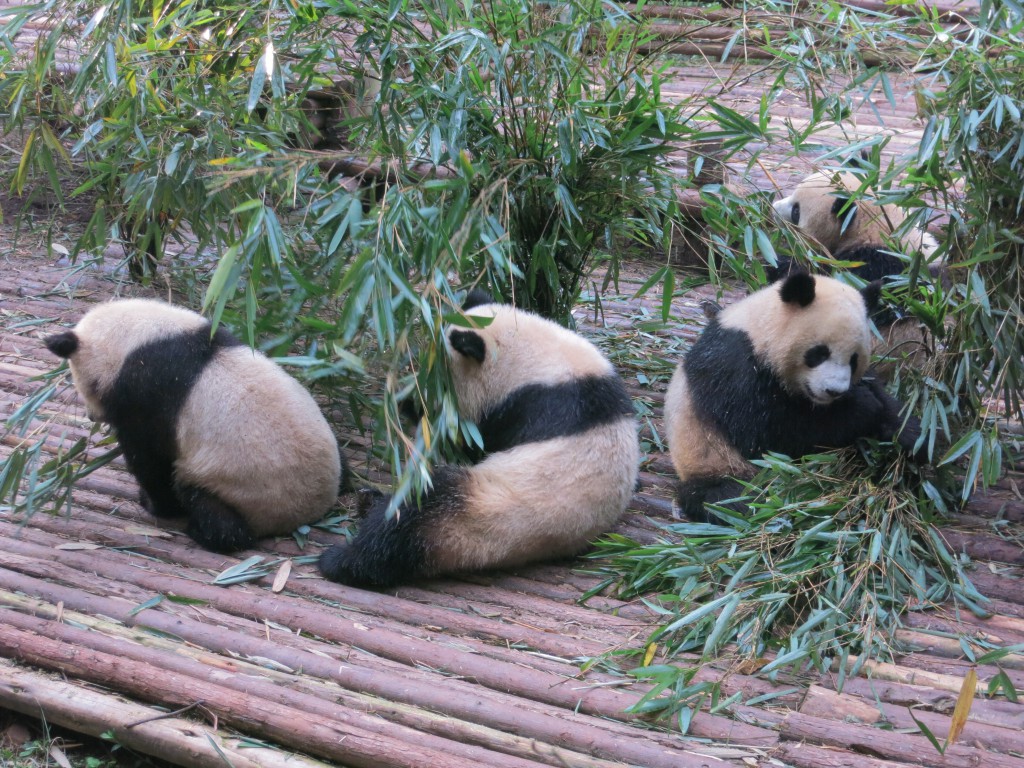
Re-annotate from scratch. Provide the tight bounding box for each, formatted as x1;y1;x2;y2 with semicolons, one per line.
44;298;343;552
319;300;640;587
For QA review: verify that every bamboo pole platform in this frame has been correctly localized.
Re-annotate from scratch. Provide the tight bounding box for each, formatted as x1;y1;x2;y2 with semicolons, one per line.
4;1;1024;766
2;242;1024;767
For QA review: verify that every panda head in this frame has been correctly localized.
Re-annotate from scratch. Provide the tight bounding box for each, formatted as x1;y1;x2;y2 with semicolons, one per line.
43;299;208;422
444;296;611;421
772;170;880;255
722;272;880;406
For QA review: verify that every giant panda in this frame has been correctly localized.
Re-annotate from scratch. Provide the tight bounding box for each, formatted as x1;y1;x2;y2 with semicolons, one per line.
771;168;942;372
664;271;925;522
319;292;640;588
44;298;344;552
772;169;939;279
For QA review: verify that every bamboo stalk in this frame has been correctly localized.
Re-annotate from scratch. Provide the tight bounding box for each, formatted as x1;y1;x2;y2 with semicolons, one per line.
828;677;1024;731
0;605;638;768
0;544;777;761
1;590;690;768
0;660;333;768
802;685;1024;756
773;741;922;768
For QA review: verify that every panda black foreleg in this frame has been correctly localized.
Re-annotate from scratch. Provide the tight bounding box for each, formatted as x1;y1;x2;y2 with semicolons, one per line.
177;485;257;553
676;476;749;524
123;453;186;519
861;377;927;462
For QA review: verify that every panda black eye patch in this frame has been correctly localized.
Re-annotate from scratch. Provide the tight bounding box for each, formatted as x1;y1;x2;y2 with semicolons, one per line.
790;202;800;225
804;344;831;368
850;352;859;371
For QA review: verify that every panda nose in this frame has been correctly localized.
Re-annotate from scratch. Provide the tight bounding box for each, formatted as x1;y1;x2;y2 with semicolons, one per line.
825;387;845;399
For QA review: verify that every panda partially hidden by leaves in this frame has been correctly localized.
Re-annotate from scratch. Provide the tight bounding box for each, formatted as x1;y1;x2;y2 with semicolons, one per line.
664;271;926;522
772;169;939;279
319;292;641;588
45;298;345;552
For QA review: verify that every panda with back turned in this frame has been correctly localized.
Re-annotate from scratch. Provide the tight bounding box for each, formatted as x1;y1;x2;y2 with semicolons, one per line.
44;298;345;552
319;291;641;587
664;271;925;522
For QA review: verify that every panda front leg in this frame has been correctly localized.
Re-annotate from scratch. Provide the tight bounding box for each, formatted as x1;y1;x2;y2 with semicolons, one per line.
675;475;750;524
176;484;257;553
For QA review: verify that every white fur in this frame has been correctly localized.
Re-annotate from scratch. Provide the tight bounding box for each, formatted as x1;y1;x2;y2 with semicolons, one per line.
435;302;639;569
448;303;615;419
664;275;874;514
720;276;872;403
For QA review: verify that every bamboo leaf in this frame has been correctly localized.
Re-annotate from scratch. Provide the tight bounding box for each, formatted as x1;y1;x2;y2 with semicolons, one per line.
946;669;977;746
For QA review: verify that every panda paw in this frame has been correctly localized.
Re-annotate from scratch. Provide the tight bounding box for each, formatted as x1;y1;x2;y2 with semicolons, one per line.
895;415;929;464
861;378;928;463
319;544;376;587
179;486;256;553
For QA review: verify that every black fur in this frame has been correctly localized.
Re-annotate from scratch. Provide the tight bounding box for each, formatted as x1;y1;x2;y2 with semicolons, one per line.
686;321;920;459
830;195;856;228
45;331;79;358
449;329;486;363
679;320;924;520
476;375;634;455
779;272;816;307
180;484;256;553
100;323;251;549
767;263;886;321
462;288;494;310
677;476;747;524
319;466;465;587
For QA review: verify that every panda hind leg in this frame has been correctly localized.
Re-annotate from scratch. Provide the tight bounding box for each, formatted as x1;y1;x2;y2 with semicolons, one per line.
676;476;749;525
319;493;430;588
320;467;463;588
178;485;257;553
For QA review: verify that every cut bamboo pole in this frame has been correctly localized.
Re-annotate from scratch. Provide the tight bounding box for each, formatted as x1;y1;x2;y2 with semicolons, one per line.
773;741;922;768
0;621;539;768
825;677;1024;732
0;660;333;768
779;709;1024;768
0;555;775;763
0;594;698;768
801;685;1024;756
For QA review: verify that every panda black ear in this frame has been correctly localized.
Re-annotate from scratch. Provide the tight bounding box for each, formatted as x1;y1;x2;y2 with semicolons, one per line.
779;271;816;308
831;195;856;222
861;281;882;313
44;331;79;358
462;289;494;311
449;329;486;364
